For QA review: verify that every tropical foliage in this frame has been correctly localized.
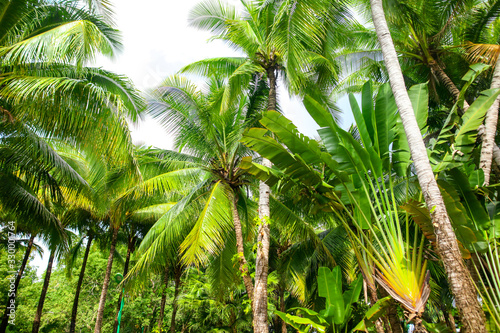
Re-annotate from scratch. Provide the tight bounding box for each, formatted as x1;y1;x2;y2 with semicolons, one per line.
3;0;500;332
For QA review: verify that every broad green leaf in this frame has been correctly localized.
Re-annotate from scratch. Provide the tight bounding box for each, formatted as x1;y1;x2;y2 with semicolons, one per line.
352;296;391;331
408;83;429;134
455;88;500;155
373;83;397;160
350;92;373;150
317;266;344;325
303;94;336;130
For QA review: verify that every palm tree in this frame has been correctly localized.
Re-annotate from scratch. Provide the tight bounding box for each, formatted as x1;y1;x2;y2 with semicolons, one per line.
112;220;151;333
64;208;106;333
368;0;487;331
0;121;86;333
32;214;72;333
0;0;143;159
129;75;262;303
460;0;500;185
185;2;350;328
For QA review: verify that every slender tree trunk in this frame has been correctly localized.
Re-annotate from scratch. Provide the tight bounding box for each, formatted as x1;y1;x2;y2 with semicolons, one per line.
69;234;94;333
379;285;403;333
158;265;169;333
278;285;286;333
0;234;35;333
252;65;277;333
429;61;470;111
413;317;428;333
94;226;119;333
367;284;386;333
113;236;134;333
32;250;56;333
170;264;182;333
444;310;457;332
230;191;254;304
430;51;500;179
369;1;487;332
480;57;500;185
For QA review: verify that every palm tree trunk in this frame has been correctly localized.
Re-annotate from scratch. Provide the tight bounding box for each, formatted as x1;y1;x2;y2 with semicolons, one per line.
113;235;134;333
158;265;169;332
252;65;277;333
429;60;470;112
278;285;286;333
69;234;94;333
367;284;386;333
230;191;254;304
444;310;457;332
413;317;428;333
369;1;487;332
32;249;56;333
430;53;500;177
94;226;119;333
170;264;182;333
0;234;35;333
379;285;402;333
480;57;500;186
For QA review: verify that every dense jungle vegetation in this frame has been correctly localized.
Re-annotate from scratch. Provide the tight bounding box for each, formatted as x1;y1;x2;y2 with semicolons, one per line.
2;0;500;332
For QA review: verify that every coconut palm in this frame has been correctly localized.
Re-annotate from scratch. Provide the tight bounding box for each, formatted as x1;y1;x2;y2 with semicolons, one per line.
32;210;75;333
368;0;486;331
63;208;107;333
0;0;143;159
185;2;352;328
0;120;87;333
460;0;500;185
128;75;261;303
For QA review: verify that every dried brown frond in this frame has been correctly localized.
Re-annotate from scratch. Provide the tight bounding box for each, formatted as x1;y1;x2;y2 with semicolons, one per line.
464;41;500;67
0;106;14;123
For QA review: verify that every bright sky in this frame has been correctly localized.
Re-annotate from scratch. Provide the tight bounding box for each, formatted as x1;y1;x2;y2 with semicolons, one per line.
32;0;355;274
94;0;341;148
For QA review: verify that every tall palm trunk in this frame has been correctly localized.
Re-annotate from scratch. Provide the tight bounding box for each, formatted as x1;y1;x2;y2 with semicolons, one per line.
158;265;169;332
429;60;470;112
69;234;94;333
94;226;119;333
367;283;387;333
480;56;500;185
252;65;277;333
378;285;402;333
170;264;182;333
230;191;254;304
278;284;286;333
113;235;134;333
430;57;500;168
32;249;56;333
369;1;487;332
0;234;35;333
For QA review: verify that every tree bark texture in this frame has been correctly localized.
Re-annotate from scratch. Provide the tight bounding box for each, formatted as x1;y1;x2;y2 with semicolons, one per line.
369;1;487;332
94;226;119;333
69;234;93;333
32;249;55;333
429;51;500;179
252;65;277;333
158;265;169;332
0;234;35;333
170;265;182;333
379;284;403;333
230;192;254;305
480;56;500;185
429;61;470;112
253;157;271;333
113;235;134;333
367;283;386;333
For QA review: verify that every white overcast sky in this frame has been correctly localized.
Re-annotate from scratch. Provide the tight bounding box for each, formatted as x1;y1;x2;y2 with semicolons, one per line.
94;0;355;149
